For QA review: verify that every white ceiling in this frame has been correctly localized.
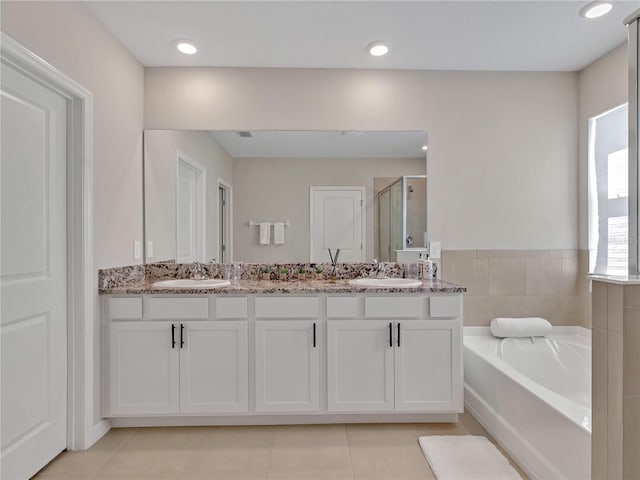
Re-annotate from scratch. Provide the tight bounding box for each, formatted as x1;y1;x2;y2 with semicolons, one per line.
209;130;428;158
85;1;639;71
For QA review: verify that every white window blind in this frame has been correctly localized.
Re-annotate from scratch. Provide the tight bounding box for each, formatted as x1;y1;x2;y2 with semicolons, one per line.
588;104;629;275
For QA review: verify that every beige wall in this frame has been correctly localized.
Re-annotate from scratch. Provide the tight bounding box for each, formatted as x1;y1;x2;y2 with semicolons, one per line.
233;157;425;262
578;43;628;251
2;1;145;269
145;67;578;251
1;0;144;445
144;130;234;263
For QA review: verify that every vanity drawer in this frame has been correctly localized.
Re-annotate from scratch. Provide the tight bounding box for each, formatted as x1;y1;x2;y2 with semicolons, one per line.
327;297;359;318
216;297;248;318
255;297;318;318
429;296;460;318
147;297;209;319
365;296;423;318
109;297;142;319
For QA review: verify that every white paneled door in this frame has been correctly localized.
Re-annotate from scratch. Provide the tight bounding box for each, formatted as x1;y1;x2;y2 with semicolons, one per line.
1;63;68;479
310;187;365;262
176;154;205;263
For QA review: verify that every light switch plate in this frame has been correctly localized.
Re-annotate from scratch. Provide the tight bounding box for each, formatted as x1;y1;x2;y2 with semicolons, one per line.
147;241;154;259
133;241;141;260
429;241;441;259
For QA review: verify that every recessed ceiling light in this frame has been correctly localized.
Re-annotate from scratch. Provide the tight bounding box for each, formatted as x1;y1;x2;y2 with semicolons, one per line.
421;145;428;151
367;41;389;57
579;1;613;19
176;40;197;55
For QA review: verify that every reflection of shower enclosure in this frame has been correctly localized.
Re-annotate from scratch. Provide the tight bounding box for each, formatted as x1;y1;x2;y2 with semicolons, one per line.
377;175;427;261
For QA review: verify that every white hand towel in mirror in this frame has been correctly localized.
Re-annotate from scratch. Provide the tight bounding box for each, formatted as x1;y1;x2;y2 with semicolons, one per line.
274;222;285;245
259;223;271;245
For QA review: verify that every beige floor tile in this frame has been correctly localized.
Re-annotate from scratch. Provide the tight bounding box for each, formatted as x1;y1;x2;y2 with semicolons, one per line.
32;474;93;480
181;473;267;480
347;424;432;479
37;428;136;477
267;470;354;479
95;450;189;478
269;425;351;474
118;427;206;451
182;426;275;475
92;474;182;480
32;422;528;480
414;421;469;436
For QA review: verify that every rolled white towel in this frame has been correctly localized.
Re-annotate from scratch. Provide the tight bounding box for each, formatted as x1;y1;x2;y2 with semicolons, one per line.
490;317;552;338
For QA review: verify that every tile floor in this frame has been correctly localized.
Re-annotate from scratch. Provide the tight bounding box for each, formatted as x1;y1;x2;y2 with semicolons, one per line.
32;412;528;480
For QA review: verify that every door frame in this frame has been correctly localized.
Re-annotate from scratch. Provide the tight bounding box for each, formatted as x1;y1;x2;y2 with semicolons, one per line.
309;186;366;262
218;177;233;263
175;151;206;263
1;33;102;449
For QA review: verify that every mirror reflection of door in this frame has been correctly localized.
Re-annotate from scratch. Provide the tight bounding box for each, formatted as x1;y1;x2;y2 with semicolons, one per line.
310;186;365;262
176;153;205;263
218;179;232;263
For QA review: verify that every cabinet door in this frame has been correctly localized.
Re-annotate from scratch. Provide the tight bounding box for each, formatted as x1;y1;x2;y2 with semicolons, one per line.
179;321;248;414
394;320;462;412
327;320;394;412
255;320;319;412
109;322;179;415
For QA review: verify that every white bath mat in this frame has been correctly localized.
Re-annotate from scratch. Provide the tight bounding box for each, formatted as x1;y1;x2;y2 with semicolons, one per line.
419;435;522;480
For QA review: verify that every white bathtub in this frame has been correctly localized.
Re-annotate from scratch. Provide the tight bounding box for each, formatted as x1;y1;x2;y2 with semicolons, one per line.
463;327;591;480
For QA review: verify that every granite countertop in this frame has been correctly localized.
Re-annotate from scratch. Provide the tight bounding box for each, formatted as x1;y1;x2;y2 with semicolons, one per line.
99;278;466;295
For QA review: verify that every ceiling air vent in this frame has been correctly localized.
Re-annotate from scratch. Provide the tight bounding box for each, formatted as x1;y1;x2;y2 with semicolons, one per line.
238;131;253;138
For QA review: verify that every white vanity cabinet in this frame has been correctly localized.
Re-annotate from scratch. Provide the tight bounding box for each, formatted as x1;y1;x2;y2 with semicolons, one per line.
326;320;395;411
103;291;463;423
394;320;461;411
255;320;319;412
179;321;248;414
106;297;249;416
109;321;180;415
254;296;320;412
327;295;463;413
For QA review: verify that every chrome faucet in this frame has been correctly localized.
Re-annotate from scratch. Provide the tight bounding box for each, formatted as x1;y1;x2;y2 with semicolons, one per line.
191;261;207;280
371;258;387;278
328;248;341;277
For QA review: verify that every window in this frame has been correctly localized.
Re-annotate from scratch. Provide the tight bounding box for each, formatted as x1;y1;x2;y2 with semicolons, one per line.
588;104;629;275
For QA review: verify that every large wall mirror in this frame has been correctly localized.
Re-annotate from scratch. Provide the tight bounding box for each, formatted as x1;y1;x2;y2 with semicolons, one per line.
143;130;427;264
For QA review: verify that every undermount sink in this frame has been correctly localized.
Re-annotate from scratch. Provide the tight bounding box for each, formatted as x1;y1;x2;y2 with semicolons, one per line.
348;278;423;288
152;279;231;288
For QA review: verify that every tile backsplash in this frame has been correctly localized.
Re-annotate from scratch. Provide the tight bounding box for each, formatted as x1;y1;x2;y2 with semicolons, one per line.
442;249;591;328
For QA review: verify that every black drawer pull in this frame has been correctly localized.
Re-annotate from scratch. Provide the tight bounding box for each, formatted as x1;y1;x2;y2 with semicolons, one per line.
171;324;176;349
180;323;185;348
397;322;401;347
389;322;393;347
313;322;316;348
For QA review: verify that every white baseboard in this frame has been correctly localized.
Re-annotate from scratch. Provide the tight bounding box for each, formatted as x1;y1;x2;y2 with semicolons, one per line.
110;412;458;428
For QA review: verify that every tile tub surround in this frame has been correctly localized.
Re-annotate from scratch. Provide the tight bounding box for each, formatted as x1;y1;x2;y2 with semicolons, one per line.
590;280;640;480
99;261;430;292
441;249;591;327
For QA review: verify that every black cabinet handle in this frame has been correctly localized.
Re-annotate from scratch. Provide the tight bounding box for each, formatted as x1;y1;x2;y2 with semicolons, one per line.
313;322;316;348
171;324;176;349
180;323;185;348
389;322;393;347
397;323;401;347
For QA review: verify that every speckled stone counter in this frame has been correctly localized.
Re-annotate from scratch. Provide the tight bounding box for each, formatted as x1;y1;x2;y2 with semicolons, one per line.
98;262;465;295
100;277;466;295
